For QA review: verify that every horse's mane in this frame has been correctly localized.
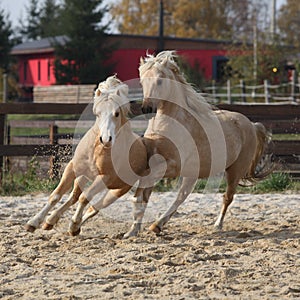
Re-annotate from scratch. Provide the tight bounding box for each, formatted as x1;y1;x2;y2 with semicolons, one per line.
93;75;131;116
139;51;212;116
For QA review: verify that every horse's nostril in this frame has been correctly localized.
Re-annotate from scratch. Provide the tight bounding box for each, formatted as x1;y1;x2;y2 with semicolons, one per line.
100;136;103;144
109;136;112;142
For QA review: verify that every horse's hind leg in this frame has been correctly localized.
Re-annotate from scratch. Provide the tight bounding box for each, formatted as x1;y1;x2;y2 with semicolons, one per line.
150;177;197;234
42;176;87;230
25;161;75;232
214;167;240;230
124;187;152;238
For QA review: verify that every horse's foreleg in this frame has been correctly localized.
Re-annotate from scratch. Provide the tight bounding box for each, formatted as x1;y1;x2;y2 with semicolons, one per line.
25;161;75;232
124;187;152;238
42;176;87;230
68;175;106;236
79;185;131;231
149;177;197;234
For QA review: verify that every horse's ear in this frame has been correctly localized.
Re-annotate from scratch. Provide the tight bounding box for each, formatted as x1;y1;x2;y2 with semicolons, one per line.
140;56;145;65
161;56;169;66
116;84;129;98
95;89;101;97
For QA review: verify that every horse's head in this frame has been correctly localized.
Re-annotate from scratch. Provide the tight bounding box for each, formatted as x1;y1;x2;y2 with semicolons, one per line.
93;76;130;147
139;51;180;113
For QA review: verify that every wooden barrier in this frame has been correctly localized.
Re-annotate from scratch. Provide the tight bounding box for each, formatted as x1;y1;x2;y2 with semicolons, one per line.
0;103;299;185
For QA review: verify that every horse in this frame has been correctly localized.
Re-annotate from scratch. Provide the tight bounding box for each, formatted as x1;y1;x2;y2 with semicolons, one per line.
25;75;147;236
128;50;271;235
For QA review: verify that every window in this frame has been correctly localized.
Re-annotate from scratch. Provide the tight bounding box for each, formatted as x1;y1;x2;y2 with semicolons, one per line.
47;60;51;81
23;61;27;81
213;56;229;82
38;61;41;81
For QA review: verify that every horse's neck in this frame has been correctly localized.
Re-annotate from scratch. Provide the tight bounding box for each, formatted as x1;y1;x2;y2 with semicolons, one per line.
116;121;135;141
157;95;187;120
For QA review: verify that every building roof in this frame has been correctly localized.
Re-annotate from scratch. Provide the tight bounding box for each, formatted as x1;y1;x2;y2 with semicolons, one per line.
11;34;231;56
11;36;68;55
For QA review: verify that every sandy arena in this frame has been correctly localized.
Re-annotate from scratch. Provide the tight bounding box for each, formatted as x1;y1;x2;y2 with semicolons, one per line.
0;192;299;299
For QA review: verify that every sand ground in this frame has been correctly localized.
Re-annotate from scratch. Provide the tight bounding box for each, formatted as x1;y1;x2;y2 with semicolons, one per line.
0;192;299;299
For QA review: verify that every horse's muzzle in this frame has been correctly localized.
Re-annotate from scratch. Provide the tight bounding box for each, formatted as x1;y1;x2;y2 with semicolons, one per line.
142;99;155;114
100;135;112;148
142;105;153;114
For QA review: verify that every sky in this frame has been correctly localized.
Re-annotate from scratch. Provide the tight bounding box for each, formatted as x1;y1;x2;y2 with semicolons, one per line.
2;0;287;30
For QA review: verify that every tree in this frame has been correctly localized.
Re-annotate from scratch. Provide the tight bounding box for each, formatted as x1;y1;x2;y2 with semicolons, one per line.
111;0;177;36
0;7;13;71
222;0;288;85
0;7;20;101
18;0;63;40
53;0;114;84
110;0;257;40
278;0;300;49
39;0;63;38
18;0;41;40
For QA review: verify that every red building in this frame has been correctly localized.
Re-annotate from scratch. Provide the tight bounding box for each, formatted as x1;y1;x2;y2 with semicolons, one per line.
11;34;228;99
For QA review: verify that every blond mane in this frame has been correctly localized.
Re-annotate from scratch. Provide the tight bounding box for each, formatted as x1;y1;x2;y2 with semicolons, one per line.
93;75;131;116
139;51;212;117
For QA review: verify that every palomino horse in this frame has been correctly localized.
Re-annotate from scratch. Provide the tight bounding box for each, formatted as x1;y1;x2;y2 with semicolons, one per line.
128;51;271;236
25;76;147;236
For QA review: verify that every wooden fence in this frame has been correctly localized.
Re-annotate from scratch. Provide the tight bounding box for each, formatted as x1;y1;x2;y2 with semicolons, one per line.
0;103;299;185
33;82;300;105
203;76;300;104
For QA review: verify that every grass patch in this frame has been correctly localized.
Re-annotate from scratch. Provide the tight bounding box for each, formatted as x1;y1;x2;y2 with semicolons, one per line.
154;173;298;194
7;114;81;121
0;158;58;196
1;168;298;196
272;133;299;141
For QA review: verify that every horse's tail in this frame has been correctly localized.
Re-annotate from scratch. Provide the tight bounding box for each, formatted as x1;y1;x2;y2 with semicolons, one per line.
243;122;273;183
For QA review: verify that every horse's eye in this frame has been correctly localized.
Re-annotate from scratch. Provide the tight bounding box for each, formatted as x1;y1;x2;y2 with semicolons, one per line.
114;111;119;117
157;79;162;86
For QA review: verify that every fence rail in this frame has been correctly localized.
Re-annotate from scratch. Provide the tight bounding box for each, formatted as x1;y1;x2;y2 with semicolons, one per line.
0;103;299;185
204;76;300;104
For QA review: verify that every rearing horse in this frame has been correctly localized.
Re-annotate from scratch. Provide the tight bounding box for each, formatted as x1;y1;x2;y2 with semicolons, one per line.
128;51;271;236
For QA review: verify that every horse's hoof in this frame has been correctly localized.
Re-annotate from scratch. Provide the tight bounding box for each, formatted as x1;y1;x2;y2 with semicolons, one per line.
68;228;81;236
213;222;223;231
123;231;138;239
42;223;54;230
149;223;161;234
25;224;36;233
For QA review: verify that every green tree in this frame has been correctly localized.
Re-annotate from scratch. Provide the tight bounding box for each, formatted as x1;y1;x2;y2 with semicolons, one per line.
0;7;20;101
18;0;41;40
39;0;63;38
0;7;13;71
53;0;114;84
18;0;63;40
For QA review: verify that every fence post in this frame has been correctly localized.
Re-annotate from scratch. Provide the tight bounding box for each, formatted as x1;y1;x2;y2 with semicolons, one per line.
240;79;246;103
264;80;269;103
49;124;59;179
227;79;232;104
212;80;216;99
0;114;5;186
2;73;8;103
290;69;296;103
